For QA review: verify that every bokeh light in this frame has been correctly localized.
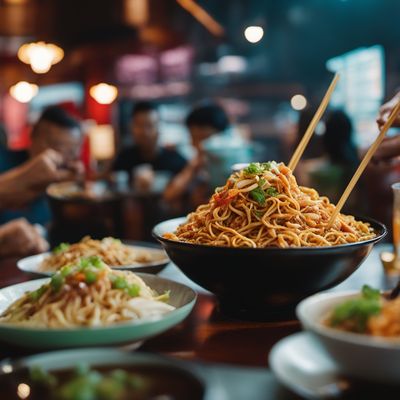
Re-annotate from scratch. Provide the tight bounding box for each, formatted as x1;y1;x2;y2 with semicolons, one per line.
89;83;118;104
290;94;307;110
9;81;39;103
244;26;264;43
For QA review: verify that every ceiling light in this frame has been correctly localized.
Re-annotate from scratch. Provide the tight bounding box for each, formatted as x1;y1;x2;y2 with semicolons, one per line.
89;83;118;104
9;81;38;103
18;41;64;74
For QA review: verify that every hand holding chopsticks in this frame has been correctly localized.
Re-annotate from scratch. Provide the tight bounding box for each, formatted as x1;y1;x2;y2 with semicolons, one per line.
288;73;340;171
327;99;400;229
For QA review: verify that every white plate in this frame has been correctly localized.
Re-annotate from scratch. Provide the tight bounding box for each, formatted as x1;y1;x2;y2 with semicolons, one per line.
17;242;170;277
270;332;340;400
269;332;400;399
0;274;196;348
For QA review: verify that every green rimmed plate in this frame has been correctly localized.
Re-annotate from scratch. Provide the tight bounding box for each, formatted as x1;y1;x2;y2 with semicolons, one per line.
0;274;196;348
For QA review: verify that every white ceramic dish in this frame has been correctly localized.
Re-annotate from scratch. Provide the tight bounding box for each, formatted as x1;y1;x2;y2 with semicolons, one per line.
269;332;342;399
0;274;196;348
17;242;169;277
297;290;400;385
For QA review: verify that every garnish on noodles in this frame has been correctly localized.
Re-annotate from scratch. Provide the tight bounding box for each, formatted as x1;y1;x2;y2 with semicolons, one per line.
0;257;174;328
164;162;375;248
325;285;400;337
40;236;155;273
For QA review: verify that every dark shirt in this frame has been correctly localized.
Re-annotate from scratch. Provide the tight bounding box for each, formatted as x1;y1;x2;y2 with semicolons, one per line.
0;148;51;226
113;145;187;175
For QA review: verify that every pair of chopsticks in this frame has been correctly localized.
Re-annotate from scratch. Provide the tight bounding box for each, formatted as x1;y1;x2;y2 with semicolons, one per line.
289;73;400;229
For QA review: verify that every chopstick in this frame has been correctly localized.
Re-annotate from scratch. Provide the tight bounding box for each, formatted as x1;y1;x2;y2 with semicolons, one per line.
326;100;400;229
288;73;340;172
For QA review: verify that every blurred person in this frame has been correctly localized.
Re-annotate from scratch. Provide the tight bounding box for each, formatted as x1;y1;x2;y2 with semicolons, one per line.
296;109;360;210
163;102;231;208
0;218;48;259
374;91;400;162
291;107;324;162
113;101;187;179
0;106;83;225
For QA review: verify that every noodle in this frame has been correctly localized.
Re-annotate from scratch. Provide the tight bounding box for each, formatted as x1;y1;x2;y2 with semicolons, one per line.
40;237;154;273
164;162;375;248
1;257;174;328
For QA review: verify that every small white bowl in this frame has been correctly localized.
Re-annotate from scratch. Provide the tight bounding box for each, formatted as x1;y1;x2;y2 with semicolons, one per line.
297;290;400;385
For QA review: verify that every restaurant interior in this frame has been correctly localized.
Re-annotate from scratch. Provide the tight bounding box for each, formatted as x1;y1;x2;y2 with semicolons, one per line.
1;0;400;399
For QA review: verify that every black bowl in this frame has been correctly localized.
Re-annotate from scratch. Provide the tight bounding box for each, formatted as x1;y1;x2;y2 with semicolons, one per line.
153;217;387;320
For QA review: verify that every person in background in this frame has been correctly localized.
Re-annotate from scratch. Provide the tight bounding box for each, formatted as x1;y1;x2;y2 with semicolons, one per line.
113;101;187;180
374;91;400;161
0;218;48;259
0;106;83;225
296;109;360;211
163;102;230;208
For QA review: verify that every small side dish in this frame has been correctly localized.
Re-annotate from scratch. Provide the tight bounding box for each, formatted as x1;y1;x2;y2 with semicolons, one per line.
325;285;400;337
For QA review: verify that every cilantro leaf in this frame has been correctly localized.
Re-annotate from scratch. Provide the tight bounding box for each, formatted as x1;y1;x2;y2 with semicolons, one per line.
243;161;279;175
250;187;266;205
53;242;70;254
330;285;382;333
244;163;263;174
361;284;380;301
266;187;279;197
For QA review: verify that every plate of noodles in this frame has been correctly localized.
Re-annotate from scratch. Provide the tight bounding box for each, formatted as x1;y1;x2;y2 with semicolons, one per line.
17;237;170;277
0;257;196;348
153;162;386;318
297;286;400;384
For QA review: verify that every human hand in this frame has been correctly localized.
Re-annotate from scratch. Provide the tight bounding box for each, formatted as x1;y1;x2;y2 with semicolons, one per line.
0;218;49;258
373;135;400;163
20;149;84;192
377;92;400;129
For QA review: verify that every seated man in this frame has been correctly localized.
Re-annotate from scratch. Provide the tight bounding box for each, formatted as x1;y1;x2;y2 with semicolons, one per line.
0;106;83;225
163;102;231;209
113;101;187;179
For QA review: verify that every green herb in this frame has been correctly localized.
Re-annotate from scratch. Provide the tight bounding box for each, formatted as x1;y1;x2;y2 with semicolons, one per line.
244;163;263;174
87;256;104;268
60;265;73;277
250;187;266;205
127;284;141;297
30;365;145;400
30;365;58;387
84;270;98;285
243;161;278;175
29;285;48;301
53;243;70;254
111;276;128;290
266;187;279;197
253;210;264;219
330;285;382;333
80;258;91;269
361;284;380;300
50;274;65;292
258;178;266;187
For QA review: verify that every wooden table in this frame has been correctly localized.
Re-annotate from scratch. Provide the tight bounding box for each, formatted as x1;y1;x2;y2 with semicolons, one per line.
0;245;396;399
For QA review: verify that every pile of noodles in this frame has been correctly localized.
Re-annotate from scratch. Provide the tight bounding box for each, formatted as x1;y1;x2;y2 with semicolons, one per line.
40;236;153;273
164;162;375;248
0;257;174;328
